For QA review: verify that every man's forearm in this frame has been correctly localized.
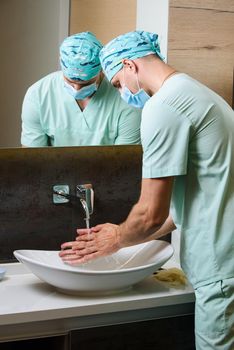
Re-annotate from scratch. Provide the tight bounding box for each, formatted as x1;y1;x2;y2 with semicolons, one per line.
145;214;176;241
118;202;168;247
117;177;174;248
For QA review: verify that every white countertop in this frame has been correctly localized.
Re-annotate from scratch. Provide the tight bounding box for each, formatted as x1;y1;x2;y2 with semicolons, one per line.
0;257;195;341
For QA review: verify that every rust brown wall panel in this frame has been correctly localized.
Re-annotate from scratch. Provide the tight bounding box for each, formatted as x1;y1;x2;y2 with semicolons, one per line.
0;146;143;262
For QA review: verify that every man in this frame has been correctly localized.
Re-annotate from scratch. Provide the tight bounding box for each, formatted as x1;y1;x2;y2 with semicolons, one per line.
21;32;141;146
60;31;234;349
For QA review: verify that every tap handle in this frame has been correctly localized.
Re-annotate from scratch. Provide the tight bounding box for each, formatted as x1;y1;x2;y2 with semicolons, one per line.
53;190;78;201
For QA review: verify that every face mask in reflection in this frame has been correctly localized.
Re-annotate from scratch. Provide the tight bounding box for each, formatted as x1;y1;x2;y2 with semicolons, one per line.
120;69;150;109
64;81;98;100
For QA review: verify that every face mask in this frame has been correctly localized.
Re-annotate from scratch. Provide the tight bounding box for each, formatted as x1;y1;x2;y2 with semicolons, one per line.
121;86;150;109
64;81;98;100
120;71;150;109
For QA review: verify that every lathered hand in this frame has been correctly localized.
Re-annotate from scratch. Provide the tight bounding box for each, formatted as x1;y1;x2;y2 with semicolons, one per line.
60;224;121;265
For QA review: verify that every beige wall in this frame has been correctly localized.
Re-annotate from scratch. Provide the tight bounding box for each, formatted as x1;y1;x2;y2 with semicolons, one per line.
0;0;68;148
168;0;234;106
70;0;137;44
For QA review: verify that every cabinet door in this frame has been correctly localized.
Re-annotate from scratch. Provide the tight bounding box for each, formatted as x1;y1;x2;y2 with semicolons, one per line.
70;315;195;350
168;0;234;106
0;334;70;350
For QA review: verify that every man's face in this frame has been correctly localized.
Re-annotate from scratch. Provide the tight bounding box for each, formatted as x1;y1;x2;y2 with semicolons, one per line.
111;63;139;94
63;75;98;91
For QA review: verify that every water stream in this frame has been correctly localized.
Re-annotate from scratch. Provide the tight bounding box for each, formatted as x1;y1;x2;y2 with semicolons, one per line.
79;199;144;270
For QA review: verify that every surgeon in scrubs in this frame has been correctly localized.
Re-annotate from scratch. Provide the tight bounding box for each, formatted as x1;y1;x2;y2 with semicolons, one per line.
59;31;234;349
21;32;141;147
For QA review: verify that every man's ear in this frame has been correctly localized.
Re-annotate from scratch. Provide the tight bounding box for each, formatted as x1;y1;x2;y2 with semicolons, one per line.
122;59;137;73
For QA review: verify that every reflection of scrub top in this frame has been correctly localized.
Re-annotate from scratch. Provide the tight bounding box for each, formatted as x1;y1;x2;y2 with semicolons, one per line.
141;73;234;288
21;71;141;146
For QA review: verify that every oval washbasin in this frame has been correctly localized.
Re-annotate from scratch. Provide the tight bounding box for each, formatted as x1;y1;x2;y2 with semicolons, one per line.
14;240;173;295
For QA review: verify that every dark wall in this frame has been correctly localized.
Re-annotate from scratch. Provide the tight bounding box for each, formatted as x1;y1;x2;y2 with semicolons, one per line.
0;146;143;262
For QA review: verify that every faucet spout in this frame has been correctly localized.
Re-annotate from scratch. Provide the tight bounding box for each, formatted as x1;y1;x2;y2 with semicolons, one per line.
80;198;90;229
52;184;94;229
76;184;94;229
76;184;94;216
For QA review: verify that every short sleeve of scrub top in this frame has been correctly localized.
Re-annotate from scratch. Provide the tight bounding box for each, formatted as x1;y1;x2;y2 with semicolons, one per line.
141;99;192;179
115;105;141;145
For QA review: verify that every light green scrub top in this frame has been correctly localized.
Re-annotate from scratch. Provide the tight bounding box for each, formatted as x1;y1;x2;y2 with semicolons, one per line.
141;73;234;288
21;71;141;146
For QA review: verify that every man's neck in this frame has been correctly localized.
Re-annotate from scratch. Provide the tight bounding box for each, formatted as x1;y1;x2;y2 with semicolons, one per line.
139;58;177;96
76;72;104;111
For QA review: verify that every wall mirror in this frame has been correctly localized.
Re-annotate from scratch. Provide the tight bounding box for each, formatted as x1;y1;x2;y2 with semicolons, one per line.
0;0;168;148
1;0;233;148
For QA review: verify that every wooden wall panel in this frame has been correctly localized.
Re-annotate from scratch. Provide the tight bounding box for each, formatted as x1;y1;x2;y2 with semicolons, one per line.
70;0;136;44
170;0;234;11
168;0;234;106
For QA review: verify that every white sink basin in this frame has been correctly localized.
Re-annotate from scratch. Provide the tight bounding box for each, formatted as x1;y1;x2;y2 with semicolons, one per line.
14;240;173;295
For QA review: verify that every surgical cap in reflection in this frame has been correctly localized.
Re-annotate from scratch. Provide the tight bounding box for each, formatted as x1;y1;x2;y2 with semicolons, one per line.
60;32;103;81
100;30;164;81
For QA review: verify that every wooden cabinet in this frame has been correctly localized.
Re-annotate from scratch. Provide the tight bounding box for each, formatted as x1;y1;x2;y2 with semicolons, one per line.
168;0;234;107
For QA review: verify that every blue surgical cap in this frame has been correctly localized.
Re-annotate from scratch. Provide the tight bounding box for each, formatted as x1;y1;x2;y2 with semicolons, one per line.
100;30;164;81
60;32;103;81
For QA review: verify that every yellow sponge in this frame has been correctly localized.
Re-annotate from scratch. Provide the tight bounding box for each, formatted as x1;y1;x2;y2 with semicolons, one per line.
153;268;187;287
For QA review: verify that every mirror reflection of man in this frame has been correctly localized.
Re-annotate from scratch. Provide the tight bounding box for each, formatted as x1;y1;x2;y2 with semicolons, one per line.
21;32;141;147
60;31;234;350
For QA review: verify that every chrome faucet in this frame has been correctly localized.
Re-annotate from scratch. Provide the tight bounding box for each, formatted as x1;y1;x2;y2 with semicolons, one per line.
53;184;94;227
76;184;94;221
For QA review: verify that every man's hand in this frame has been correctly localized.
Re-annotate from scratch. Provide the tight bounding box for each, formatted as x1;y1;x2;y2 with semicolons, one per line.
59;223;121;265
59;178;174;265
